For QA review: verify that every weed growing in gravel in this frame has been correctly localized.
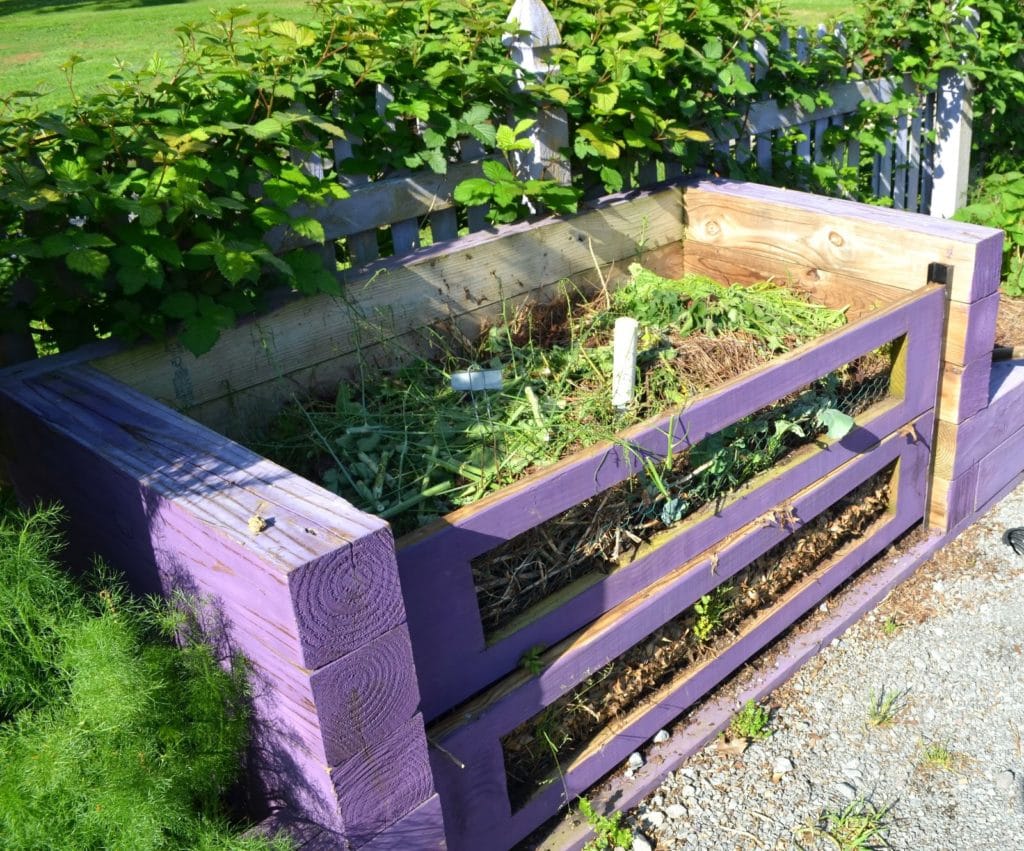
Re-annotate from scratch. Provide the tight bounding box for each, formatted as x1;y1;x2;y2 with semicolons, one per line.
579;796;632;850
881;616;900;637
729;699;772;741
795;797;894;850
867;687;908;727
918;739;968;774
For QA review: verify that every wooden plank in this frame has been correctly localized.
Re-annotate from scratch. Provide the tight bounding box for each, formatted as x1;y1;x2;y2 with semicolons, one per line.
928;464;979;532
936;353;992;425
931;68;974;218
331;713;435;847
932;360;1024;479
389;217;422;257
460;139;490;232
402;288;944;717
267;161;490;250
333;136;380;266
536;528;952;851
812;116;828;165
878;139;893;201
355;795;446;851
92;184;688;436
429;208;460;244
944;291;999;366
310;623;422;767
683;179;1005;304
431;736;510;845
681;239;908;322
975;420;1024;513
907;102;923;213
893;111;909;210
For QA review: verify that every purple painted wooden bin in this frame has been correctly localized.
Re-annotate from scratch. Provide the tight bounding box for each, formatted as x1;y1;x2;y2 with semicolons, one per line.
0;178;1008;850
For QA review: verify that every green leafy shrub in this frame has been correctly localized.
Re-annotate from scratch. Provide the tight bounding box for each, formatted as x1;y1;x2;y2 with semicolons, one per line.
1;0;1021;360
953;170;1024;297
0;503;284;850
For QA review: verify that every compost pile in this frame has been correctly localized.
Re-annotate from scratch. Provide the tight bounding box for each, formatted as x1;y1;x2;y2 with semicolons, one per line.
261;265;849;536
472;351;890;635
501;468;894;810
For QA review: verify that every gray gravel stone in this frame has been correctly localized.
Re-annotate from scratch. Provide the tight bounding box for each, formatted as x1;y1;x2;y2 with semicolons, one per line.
773;756;795;775
630;833;653;851
836;781;858;800
627;476;1024;850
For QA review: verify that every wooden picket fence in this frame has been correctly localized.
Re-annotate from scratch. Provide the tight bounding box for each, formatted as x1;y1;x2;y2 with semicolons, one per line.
277;0;973;275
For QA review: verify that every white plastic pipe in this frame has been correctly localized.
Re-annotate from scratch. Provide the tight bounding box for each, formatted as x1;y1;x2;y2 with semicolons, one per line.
451;369;504;392
612;317;639;411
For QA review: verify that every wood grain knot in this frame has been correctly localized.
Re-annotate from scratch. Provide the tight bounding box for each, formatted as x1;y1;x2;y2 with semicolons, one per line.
705;220;721;237
828;231;845;247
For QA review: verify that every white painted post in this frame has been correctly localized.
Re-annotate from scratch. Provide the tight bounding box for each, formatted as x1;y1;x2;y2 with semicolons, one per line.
612;317;639;411
504;0;571;188
929;10;975;217
929;68;973;218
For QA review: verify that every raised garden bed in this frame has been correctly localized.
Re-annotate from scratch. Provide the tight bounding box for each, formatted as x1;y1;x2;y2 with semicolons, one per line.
0;178;1006;850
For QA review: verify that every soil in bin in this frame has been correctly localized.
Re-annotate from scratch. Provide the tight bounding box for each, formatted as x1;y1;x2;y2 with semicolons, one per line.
500;467;894;811
258;266;847;539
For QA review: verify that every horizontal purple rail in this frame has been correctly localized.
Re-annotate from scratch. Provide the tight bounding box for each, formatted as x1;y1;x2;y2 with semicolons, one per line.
431;416;932;850
400;286;945;718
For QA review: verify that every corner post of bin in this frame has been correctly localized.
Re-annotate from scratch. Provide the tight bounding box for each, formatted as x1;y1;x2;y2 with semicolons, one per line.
283;492;446;847
504;0;571;191
926;227;1005;532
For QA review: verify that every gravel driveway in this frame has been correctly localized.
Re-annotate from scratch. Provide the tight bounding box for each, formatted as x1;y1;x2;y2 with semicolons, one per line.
627;480;1024;850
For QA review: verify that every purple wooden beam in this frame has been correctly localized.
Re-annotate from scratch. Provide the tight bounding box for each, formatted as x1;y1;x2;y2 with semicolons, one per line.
975;420;1024;513
435;416;929;747
942;359;1024;479
433;421;931;849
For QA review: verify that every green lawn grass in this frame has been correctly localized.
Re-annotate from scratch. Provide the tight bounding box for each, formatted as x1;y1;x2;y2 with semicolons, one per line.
0;0;313;101
781;0;858;28
0;0;861;105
